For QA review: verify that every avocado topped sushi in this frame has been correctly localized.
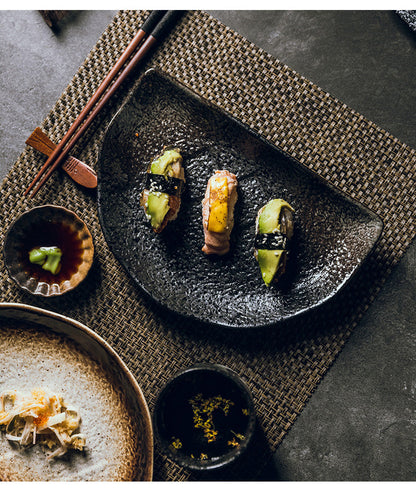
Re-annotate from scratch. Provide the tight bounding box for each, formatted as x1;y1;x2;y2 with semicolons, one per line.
140;148;185;233
254;199;294;286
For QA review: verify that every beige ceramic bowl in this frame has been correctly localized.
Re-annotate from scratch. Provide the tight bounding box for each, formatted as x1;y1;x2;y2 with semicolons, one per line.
0;303;153;481
3;205;94;297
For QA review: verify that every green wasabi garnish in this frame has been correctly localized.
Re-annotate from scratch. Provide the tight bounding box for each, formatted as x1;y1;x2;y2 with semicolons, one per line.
28;248;47;264
29;246;62;275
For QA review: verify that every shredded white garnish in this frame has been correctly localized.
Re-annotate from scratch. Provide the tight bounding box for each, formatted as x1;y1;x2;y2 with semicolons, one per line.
0;388;86;460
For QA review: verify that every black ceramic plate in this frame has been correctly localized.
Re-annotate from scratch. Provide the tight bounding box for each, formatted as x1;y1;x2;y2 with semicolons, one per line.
397;10;416;32
97;69;383;329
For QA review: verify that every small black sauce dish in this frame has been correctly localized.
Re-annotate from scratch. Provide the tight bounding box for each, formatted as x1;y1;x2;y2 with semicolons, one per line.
153;363;256;472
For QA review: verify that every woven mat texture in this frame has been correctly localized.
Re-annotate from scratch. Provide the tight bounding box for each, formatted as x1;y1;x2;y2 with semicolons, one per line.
1;10;416;480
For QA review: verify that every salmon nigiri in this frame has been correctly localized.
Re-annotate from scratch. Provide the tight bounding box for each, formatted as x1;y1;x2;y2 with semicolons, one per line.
202;170;238;255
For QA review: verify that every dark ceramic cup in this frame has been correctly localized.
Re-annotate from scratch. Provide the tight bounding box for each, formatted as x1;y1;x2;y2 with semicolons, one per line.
153;363;256;472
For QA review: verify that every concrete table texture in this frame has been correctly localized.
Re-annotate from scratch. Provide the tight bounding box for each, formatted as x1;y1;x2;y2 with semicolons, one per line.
0;10;415;481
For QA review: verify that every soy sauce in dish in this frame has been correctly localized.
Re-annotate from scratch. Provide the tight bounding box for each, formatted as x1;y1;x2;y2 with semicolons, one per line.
20;221;83;283
167;392;250;461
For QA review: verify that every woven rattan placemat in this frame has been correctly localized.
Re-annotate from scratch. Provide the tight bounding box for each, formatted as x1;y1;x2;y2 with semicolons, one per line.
1;11;416;481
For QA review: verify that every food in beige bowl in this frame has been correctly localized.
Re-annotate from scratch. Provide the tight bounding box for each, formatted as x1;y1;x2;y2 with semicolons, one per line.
0;304;153;481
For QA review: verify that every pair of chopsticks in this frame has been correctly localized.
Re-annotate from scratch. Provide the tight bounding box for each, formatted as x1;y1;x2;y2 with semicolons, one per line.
25;10;183;198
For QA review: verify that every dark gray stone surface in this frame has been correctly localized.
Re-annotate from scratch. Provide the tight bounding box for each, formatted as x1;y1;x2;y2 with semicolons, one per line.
0;10;116;181
1;10;415;481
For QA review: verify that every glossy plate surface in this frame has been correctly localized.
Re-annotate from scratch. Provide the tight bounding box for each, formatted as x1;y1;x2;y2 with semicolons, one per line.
0;303;153;481
97;69;383;328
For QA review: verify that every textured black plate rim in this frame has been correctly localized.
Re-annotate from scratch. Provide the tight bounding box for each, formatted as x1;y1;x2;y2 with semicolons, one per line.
97;68;384;330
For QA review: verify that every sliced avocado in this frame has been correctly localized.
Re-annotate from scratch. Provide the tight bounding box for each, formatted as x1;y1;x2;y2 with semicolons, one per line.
150;149;182;176
146;191;170;229
257;199;293;234
257;249;284;287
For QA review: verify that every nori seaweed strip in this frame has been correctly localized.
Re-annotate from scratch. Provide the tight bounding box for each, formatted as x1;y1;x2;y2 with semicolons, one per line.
145;173;184;196
254;232;288;250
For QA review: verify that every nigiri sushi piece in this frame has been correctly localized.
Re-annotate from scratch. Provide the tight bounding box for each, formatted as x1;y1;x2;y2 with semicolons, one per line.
254;199;294;286
202;170;238;255
140;148;185;233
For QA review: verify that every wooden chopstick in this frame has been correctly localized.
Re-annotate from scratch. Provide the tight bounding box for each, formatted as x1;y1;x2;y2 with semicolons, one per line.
25;10;182;198
24;10;165;197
